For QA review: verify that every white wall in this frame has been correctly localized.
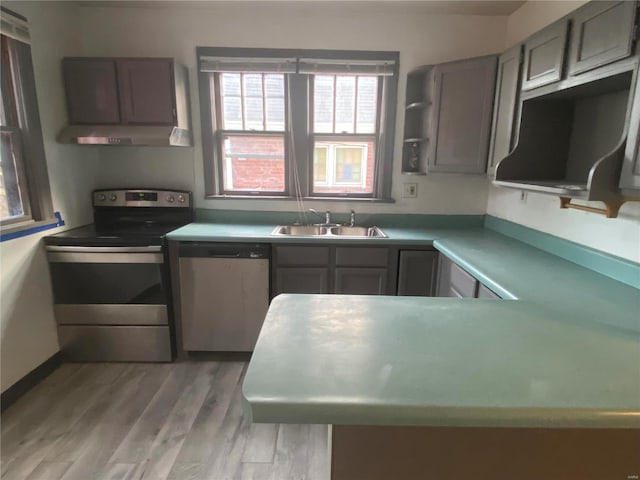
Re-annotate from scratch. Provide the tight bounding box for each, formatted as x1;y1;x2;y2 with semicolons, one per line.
0;2;99;392
77;2;508;215
486;0;640;263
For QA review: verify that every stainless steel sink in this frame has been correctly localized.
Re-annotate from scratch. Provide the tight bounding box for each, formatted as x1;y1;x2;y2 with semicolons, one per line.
329;226;387;238
272;225;328;236
271;225;387;238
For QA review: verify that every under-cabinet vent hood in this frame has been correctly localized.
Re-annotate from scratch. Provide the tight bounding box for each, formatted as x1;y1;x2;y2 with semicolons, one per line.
57;125;191;147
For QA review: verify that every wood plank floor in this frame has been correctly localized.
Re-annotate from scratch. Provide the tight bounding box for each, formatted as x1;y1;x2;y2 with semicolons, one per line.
1;362;329;480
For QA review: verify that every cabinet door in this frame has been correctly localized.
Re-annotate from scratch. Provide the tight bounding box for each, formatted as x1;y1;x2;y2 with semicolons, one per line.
522;20;568;91
63;59;120;124
619;70;640;192
117;59;176;124
397;250;438;296
568;1;637;76
428;55;497;174
487;45;523;176
335;268;388;295
274;267;329;295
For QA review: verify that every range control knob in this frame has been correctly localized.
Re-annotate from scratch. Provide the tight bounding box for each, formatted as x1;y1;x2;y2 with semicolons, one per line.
166;195;175;203
97;194;106;202
109;194;117;201
177;194;185;203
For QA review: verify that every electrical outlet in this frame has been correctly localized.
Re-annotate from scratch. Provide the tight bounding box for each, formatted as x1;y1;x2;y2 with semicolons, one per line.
402;183;417;198
520;190;528;202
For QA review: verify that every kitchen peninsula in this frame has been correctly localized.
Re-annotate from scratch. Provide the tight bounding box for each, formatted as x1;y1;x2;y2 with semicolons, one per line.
239;227;640;480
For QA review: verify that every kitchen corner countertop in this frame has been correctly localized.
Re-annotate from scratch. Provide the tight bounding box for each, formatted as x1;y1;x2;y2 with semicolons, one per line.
168;221;640;428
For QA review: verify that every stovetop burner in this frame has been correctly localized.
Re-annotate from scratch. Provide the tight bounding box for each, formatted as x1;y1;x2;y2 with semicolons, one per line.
44;188;194;247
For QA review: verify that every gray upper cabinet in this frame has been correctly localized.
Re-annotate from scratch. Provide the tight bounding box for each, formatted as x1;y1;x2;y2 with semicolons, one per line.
63;59;121;124
522;20;569;91
487;45;523;176
568;1;637;77
397;250;438;296
63;57;180;126
117;59;176;125
428;55;498;174
619;68;640;192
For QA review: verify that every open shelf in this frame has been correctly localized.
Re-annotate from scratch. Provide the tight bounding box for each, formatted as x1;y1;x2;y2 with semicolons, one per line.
402;67;434;174
495;68;635;202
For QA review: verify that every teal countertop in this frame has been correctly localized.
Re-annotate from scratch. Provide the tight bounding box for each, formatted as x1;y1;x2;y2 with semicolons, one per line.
167;218;640;428
243;295;639;428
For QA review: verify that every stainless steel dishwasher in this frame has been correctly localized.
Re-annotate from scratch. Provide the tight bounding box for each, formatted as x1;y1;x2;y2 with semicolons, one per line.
178;243;270;352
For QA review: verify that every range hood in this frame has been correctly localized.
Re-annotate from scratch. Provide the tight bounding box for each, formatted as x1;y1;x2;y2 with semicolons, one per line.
58;125;191;147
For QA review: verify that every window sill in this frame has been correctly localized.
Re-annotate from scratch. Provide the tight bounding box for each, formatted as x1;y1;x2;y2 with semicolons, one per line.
205;195;396;203
0;212;65;242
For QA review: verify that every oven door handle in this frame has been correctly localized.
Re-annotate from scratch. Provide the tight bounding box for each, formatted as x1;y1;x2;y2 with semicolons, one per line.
46;246;163;264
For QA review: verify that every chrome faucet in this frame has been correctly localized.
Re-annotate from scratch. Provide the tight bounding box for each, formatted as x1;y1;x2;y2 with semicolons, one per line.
308;208;332;225
349;210;356;227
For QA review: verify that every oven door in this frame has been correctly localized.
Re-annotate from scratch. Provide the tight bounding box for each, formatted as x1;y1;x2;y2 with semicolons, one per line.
46;246;172;361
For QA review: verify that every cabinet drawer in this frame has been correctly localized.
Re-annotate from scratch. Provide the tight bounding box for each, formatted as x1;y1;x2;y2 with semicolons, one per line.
335;247;388;267
449;263;478;298
275;246;330;266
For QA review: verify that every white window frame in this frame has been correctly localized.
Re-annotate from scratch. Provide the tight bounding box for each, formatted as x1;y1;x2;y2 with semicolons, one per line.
313;142;368;188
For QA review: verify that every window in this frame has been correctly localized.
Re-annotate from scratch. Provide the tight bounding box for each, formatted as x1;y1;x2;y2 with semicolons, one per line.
198;48;398;199
0;7;54;235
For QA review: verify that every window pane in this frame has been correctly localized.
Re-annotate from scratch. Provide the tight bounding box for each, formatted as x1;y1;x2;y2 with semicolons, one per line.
335;76;356;133
243;74;264;130
220;74;242;129
313;146;328;184
264;75;285;131
0;130;26;220
221;134;285;192
313;140;374;195
313;75;334;133
356;77;378;134
335;147;363;184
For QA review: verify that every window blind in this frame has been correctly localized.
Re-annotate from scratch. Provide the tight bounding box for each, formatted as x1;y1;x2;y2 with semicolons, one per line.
0;8;30;44
298;58;396;76
200;56;297;73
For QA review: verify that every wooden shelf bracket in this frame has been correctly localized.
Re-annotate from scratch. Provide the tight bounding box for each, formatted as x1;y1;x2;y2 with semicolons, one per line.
559;197;625;218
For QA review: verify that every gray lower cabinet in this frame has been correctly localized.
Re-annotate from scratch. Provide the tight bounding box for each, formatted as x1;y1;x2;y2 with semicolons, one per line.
335;268;387;295
428;55;498;174
397;250;438;296
274;267;329;294
522;20;569;91
487;45;523;176
437;254;500;299
568;1;637;76
273;245;392;296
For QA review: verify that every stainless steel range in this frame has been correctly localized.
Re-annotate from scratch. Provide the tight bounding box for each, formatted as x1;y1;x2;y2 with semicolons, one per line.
44;188;193;362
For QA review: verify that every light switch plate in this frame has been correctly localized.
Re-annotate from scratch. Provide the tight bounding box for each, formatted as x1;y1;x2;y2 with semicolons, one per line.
402;183;417;198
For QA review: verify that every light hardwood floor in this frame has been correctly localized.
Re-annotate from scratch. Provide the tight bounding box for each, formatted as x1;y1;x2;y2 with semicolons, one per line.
1;362;329;480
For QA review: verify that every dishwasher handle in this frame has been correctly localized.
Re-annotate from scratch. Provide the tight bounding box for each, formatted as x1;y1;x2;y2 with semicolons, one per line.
178;242;271;259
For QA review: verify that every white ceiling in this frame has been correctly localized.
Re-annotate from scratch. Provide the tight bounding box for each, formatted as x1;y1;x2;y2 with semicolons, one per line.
75;0;527;16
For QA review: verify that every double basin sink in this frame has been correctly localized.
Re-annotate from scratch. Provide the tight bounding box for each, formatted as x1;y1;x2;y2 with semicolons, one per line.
272;225;387;238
